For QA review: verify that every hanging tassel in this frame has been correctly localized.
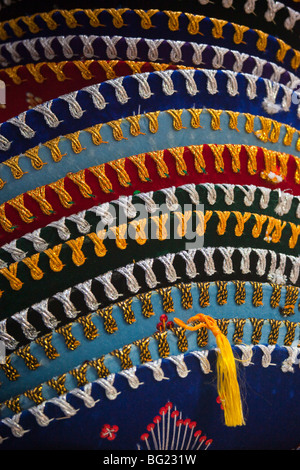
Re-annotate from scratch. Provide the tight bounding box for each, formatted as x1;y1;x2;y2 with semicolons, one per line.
173;313;245;427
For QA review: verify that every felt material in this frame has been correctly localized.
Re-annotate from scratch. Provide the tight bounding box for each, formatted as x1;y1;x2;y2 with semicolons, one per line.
1;50;297;120
1;245;298;354
1;69;299;161
1;0;299;21
0;181;298;318
1;345;300;450
2;109;300;206
1;34;298;77
1;207;298;316
1;182;298;266
0;8;298;75
0;280;299;411
0;141;299;249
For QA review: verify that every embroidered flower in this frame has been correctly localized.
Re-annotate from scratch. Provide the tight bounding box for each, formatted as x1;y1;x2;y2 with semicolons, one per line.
100;424;119;441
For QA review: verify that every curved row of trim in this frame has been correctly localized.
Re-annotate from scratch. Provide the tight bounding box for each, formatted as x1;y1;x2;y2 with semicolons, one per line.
0;246;299;351
0;8;298;60
0;36;299;87
0;182;298;267
1;143;300;248
0;344;298;444
1;109;300;205
0;207;299;317
0;69;300;158
1;321;300;418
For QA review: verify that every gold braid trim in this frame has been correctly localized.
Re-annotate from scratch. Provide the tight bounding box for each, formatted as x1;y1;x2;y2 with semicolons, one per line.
268;319;281;345
281;285;299;317
2;316;300;414
251;282;264;307
250;318;265;345
111;344;133;369
24;385;44;405
1;282;299;384
117;298;136;324
137;292;154;318
0;356;20;381
77;314;99;341
152;331;170;358
169;325;188;352
133;338;152;363
70;363;89;387
36;333;59;360
15;344;40;370
2;109;299;195
232;318;247;344
158;286;175;313
284;320;298;346
177;282;193;309
47;374;68;396
0;210;299;300
56;324;80;350
0;8;297;72
196;322;209;347
233;281;246;305
98;306;118;334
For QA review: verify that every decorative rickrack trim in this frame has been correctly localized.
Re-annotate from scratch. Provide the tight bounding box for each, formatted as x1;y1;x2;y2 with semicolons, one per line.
1;319;300;421
0;67;299;155
1;40;299;90
0;207;299;304
0;343;299;443
1;109;300;189
0;182;299;268
0;246;299;352
0;280;299;388
0;9;298;70
1;139;300;239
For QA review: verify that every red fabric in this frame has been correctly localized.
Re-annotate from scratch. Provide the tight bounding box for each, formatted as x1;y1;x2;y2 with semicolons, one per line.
0;60;179;121
0;144;299;247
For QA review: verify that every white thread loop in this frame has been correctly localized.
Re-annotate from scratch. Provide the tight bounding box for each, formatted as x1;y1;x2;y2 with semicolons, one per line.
191;350;212;374
53;288;79;319
96;374;120;400
117;265;141;293
13;308;40;340
145;359;169;381
32;299;59;329
76;280;99;311
120;367;144;389
95;272;121;301
136;258;159;289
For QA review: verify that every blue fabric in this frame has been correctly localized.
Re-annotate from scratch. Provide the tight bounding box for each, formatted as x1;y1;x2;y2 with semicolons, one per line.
0;70;298;161
1;108;299;205
0;346;300;450
0;35;296;82
0;282;298;417
0;10;297;74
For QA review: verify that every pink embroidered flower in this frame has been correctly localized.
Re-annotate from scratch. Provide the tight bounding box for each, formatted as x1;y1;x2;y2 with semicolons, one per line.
100;424;119;441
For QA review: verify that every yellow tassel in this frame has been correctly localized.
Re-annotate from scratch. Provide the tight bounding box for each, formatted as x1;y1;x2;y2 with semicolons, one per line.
173;313;245;427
